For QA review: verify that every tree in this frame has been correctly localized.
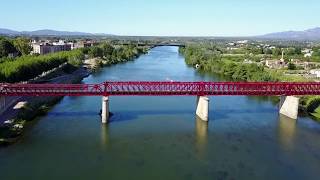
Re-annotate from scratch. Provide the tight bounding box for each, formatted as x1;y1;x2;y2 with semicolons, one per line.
250;47;263;55
294;47;302;55
307;97;320;113
285;48;296;56
263;48;272;55
88;46;103;58
101;42;114;57
311;50;320;61
288;62;296;70
0;37;17;58
272;48;282;56
68;50;85;66
13;37;32;55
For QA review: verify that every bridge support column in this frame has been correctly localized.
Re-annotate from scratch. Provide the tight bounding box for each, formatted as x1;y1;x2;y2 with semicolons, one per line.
196;96;209;122
101;96;109;124
279;96;299;120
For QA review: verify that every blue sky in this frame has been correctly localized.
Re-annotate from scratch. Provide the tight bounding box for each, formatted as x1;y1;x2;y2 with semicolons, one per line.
1;0;319;36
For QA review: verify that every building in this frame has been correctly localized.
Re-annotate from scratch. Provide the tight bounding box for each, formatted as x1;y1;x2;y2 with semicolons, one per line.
237;40;248;44
302;49;313;58
265;59;286;69
310;69;320;78
32;42;71;55
52;40;66;46
73;41;98;49
227;42;236;46
304;62;320;70
304;53;312;58
302;48;312;54
266;50;287;69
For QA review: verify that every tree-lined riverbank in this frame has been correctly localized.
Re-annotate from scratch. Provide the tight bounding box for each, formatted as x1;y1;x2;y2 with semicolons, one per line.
0;43;150;145
179;45;320;119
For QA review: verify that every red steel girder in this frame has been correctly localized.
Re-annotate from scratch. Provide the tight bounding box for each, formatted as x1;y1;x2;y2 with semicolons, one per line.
0;81;320;97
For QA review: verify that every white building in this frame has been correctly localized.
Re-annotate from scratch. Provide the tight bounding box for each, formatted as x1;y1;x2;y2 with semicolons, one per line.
237;40;248;44
52;40;66;46
227;42;236;46
302;49;312;54
32;43;71;55
310;69;320;78
304;53;313;58
302;49;313;58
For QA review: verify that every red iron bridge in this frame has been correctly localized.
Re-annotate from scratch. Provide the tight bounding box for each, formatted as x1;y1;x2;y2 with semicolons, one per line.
1;81;320;96
1;81;320;122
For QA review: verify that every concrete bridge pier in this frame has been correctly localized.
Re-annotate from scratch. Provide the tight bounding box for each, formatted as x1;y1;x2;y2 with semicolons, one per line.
101;96;109;123
196;96;209;122
279;96;299;120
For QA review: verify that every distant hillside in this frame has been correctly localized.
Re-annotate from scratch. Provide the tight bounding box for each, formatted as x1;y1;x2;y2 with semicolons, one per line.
0;28;113;36
0;28;20;35
259;27;320;40
2;27;320;40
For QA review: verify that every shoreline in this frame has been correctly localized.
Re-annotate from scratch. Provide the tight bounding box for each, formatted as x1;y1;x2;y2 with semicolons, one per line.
180;46;320;121
0;64;90;146
197;67;320;121
0;47;150;146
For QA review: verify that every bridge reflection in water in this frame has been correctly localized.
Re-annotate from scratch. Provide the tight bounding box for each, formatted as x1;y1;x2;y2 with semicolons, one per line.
98;111;298;161
101;124;110;149
195;117;208;159
99;115;210;157
278;115;297;151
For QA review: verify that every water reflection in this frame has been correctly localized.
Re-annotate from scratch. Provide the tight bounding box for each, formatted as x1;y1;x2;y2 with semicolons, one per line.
101;124;110;149
195;117;208;159
278;115;297;151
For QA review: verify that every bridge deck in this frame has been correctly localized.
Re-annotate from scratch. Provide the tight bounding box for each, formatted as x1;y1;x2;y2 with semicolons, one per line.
1;82;320;96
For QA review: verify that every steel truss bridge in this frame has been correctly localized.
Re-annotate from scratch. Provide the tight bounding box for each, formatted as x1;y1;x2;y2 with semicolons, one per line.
1;82;320;97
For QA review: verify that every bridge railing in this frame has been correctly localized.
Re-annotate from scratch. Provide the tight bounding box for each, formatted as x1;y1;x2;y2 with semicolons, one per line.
1;82;320;96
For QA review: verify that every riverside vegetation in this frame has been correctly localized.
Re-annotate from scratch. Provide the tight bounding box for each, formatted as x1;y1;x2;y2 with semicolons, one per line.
0;40;149;145
0;38;149;83
179;44;320;119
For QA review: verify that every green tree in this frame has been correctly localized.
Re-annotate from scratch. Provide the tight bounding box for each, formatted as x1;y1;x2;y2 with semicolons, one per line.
287;62;296;70
250;47;263;55
0;37;17;58
67;49;85;66
306;97;320;113
101;42;114;57
294;47;302;55
312;49;320;61
263;48;272;55
285;48;296;56
272;48;282;57
13;37;32;55
88;46;103;58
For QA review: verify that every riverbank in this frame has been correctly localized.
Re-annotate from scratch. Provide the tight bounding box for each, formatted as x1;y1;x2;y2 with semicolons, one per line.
179;46;320;120
0;45;150;146
0;64;89;145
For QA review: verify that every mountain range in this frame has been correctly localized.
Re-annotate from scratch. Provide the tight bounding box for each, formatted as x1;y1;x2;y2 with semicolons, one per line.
0;28;113;36
1;27;320;40
258;27;320;40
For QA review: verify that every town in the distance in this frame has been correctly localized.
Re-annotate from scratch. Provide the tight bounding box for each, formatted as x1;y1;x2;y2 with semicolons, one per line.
1;27;320;180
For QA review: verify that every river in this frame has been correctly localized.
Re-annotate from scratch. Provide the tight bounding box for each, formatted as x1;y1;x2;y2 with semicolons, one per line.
1;46;320;180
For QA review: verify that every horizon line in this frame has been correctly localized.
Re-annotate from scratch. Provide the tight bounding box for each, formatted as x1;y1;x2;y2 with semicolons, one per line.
1;26;320;38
